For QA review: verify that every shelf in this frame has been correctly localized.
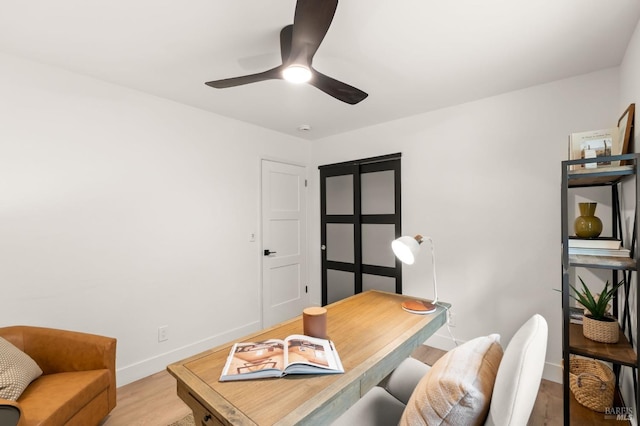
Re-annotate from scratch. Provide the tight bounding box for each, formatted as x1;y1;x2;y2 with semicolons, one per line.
569;323;637;367
568;255;636;271
570;388;629;425
568;165;635;187
562;152;639;425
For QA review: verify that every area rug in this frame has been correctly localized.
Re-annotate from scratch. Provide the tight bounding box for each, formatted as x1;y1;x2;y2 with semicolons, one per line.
168;413;194;426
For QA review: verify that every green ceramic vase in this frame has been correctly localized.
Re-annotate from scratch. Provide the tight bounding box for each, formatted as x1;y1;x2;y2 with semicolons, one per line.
574;202;603;238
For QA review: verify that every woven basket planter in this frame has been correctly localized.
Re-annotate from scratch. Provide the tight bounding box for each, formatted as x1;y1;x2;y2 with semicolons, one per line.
569;356;615;412
583;315;619;343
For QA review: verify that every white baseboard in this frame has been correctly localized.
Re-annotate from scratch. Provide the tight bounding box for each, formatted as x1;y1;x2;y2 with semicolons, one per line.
423;331;562;384
115;321;261;387
542;362;562;384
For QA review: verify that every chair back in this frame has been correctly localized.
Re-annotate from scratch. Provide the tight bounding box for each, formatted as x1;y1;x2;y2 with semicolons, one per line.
485;314;548;426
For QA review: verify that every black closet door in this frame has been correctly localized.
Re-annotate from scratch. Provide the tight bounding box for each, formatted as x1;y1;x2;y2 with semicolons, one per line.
319;154;401;305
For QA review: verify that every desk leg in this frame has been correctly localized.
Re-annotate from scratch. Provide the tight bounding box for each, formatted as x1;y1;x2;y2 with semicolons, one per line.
177;385;225;426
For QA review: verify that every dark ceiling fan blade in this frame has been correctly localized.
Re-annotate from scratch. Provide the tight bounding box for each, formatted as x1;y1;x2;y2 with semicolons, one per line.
205;66;282;89
290;0;338;64
205;0;367;105
280;25;293;63
310;70;368;105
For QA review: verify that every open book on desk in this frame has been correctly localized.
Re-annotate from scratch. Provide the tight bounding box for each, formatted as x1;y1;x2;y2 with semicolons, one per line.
219;334;344;382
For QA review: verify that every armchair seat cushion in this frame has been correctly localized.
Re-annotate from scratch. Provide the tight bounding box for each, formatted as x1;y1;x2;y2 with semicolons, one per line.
18;370;110;425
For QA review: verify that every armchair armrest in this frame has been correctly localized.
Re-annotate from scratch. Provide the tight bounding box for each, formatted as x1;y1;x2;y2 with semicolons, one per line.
0;399;22;426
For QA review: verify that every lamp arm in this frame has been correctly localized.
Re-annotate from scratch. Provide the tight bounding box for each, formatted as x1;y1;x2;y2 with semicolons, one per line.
426;237;438;304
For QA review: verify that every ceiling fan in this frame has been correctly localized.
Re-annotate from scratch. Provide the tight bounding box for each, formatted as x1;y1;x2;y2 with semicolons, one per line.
205;0;368;105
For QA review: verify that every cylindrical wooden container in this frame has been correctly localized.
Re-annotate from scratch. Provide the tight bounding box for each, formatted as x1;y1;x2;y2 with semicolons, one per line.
303;307;327;339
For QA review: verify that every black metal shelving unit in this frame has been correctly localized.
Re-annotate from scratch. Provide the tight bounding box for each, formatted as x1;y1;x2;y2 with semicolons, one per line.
561;153;640;425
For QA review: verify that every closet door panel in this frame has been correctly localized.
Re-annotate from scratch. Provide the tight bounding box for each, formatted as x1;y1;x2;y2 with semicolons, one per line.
362;274;396;293
326;270;355;304
326;224;355;263
361;170;395;215
361;224;396;267
326;175;354;215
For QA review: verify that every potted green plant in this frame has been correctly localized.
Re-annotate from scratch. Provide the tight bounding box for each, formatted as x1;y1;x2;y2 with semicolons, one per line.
569;277;625;343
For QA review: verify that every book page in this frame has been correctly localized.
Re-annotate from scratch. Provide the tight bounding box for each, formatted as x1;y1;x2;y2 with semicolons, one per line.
284;335;342;371
221;339;286;379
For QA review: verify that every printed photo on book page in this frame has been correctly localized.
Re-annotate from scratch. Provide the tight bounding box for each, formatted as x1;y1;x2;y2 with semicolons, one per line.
219;335;344;381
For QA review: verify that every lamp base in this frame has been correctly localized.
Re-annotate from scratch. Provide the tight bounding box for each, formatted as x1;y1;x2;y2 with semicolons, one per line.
401;300;437;314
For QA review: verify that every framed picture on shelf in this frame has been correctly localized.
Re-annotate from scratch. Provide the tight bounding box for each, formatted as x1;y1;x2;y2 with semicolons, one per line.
568;104;636;170
568;128;615;170
617;103;635;164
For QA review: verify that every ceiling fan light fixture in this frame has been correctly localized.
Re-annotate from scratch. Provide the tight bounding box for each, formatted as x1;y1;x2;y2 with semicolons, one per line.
205;0;368;104
282;65;312;84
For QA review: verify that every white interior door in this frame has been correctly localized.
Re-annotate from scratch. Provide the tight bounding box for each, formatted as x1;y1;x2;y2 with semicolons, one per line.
262;160;308;327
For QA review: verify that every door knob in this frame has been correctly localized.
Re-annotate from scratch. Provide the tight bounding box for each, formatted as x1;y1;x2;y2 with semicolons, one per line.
264;249;277;256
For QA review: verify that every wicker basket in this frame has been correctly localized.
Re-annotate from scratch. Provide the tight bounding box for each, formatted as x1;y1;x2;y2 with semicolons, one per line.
569;357;615;412
583;315;619;343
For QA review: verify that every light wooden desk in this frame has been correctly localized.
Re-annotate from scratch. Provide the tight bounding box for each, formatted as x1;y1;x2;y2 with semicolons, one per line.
167;290;449;426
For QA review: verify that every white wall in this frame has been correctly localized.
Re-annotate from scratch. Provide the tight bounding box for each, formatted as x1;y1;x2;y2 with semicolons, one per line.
2;24;638;390
619;17;640;421
309;68;622;382
0;52;311;386
621;20;640;114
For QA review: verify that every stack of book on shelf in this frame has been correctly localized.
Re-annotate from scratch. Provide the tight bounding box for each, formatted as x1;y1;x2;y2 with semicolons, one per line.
568;237;630;257
570;306;584;324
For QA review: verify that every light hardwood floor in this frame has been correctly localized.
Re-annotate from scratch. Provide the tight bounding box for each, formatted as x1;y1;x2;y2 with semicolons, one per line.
102;369;191;426
102;346;563;426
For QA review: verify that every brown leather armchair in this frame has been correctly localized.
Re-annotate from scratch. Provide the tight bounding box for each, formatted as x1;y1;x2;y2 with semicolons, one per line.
0;326;116;426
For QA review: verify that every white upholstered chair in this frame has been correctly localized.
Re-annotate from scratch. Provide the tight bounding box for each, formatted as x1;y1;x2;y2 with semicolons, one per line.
333;314;548;426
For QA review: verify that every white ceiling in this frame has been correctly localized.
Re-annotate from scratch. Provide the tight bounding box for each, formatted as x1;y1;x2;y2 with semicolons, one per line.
2;1;639;140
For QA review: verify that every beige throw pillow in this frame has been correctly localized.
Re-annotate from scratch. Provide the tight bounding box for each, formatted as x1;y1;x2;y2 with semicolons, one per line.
0;337;43;400
400;334;503;426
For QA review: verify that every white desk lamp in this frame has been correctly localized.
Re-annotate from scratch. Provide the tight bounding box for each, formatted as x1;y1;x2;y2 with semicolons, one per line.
391;234;439;314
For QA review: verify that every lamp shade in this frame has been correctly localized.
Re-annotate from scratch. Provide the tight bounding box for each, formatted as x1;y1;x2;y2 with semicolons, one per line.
391;235;422;265
391;234;437;314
